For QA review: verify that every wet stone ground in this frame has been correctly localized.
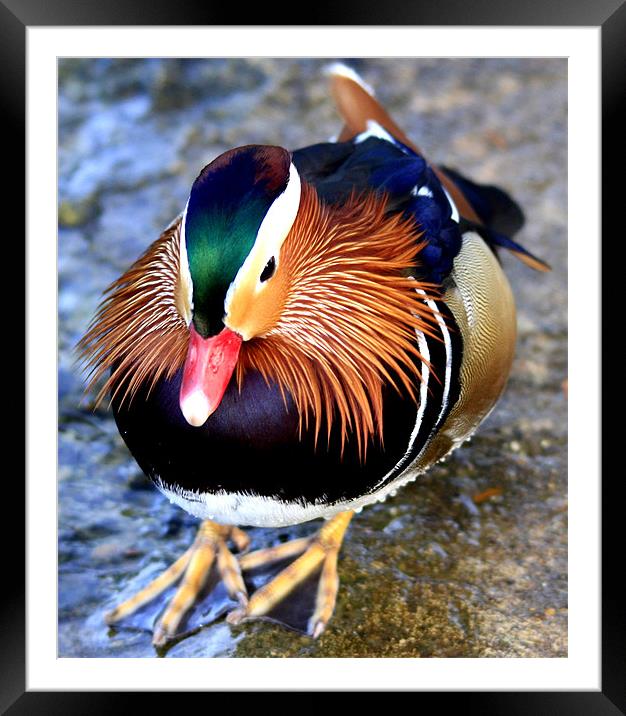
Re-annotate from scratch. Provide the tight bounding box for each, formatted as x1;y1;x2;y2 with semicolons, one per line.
58;58;567;658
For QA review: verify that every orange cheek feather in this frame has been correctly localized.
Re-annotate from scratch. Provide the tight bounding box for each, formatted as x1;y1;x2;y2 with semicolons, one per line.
226;270;288;340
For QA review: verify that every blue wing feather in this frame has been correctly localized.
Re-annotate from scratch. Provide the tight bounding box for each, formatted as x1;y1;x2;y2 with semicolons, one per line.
292;134;546;283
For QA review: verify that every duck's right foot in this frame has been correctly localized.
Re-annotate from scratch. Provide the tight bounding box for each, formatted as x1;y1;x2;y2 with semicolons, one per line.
104;520;250;647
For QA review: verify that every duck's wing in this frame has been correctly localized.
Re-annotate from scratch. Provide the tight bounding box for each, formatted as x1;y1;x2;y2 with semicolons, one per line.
293;130;465;284
322;63;550;274
327;63;484;225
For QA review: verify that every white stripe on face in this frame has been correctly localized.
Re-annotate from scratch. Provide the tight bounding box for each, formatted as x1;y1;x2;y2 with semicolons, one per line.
224;162;301;319
178;199;193;325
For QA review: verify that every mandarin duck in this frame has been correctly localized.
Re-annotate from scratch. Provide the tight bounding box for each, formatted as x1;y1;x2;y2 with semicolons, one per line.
79;63;549;647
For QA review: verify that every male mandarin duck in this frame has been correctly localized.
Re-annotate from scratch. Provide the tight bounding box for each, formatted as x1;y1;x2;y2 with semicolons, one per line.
79;63;549;647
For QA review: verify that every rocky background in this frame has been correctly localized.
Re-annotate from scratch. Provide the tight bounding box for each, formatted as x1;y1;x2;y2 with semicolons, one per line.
58;58;567;658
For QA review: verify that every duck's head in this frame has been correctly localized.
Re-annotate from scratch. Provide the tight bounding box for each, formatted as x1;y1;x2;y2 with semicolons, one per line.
178;145;300;426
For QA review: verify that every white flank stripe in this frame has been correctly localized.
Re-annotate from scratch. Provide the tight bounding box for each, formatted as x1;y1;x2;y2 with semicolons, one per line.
373;287;433;486
422;295;453;431
372;290;452;492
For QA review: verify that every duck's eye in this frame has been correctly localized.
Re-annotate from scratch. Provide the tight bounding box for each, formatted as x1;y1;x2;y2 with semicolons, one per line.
260;256;276;282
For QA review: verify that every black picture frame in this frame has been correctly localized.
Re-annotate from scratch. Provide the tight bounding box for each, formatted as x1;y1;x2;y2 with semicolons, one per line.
9;0;619;710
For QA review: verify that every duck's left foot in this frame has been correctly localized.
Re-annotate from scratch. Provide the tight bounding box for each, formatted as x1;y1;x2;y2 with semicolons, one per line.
228;510;354;638
104;521;249;647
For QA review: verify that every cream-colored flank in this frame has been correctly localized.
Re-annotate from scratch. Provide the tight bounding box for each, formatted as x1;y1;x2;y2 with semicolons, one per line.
414;231;517;470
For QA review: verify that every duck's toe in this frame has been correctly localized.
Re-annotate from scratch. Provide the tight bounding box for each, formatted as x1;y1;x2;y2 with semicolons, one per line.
104;521;250;648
